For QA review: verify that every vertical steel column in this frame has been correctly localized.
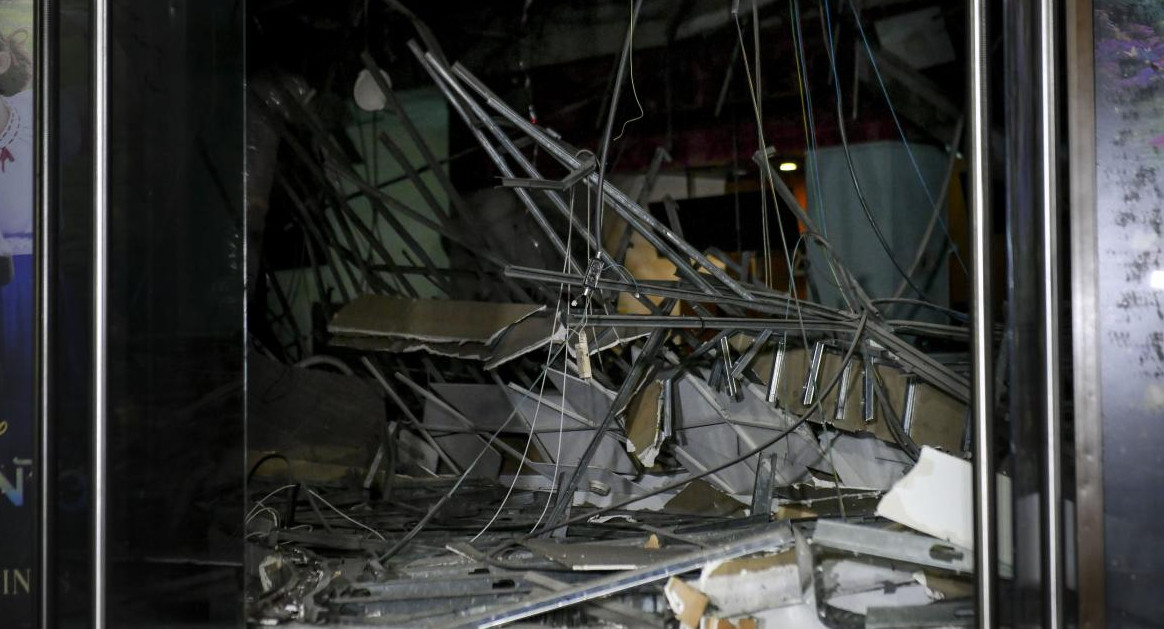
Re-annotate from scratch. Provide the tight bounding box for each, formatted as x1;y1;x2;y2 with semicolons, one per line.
92;0;109;624
1066;0;1103;624
35;0;57;624
968;0;998;625
1039;0;1065;625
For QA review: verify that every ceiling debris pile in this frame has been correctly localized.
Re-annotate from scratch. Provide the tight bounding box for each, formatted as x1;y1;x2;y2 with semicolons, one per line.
246;7;984;627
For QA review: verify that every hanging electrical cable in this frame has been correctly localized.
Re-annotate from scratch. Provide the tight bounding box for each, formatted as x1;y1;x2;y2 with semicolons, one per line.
732;7;812;352
790;0;831;237
592;0;644;255
726;2;870;317
474;185;585;541
889;116;965;303
611;1;644;144
376;341;576;562
842;0;969;277
818;0;929;299
755;2;774;288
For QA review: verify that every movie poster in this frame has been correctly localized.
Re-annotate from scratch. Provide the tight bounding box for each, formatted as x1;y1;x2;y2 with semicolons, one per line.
0;0;34;625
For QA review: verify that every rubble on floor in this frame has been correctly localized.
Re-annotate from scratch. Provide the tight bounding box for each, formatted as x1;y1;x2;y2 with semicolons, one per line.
246;24;982;629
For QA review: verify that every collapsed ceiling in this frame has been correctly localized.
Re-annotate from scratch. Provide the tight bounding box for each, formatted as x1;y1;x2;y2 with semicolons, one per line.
243;1;983;626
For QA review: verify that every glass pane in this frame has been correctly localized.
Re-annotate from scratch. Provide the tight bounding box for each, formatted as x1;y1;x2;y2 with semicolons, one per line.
1092;1;1164;624
51;0;95;623
104;0;245;624
0;2;36;625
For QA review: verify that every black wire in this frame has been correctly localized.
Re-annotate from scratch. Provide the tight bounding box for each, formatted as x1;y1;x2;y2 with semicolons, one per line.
815;0;929;300
248;453;290;484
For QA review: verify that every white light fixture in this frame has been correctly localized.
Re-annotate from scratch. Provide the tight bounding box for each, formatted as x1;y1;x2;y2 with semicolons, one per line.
354;68;392;112
779;161;798;172
1151;270;1164;290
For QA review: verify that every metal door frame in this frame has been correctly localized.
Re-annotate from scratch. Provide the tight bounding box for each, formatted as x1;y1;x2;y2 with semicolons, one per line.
1066;0;1105;626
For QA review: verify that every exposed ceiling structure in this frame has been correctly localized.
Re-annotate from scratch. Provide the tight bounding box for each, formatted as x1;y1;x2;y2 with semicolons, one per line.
249;0;966;167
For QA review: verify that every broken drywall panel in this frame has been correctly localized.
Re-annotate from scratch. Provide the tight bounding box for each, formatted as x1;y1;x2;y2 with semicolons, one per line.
483;312;559;370
912;570;975;602
826;583;932;615
663;533;812;624
505;388;635;474
673;374;732;429
875;446;970;545
699;616;758;629
753;343;967;454
329;296;561;367
665;576;709;629
429;383;515;431
876;446;1014;575
817;558;918;605
819;431;911;490
420;397;504;477
330;296;545;345
747;603;831;629
547;368;616;423
663;480;748;518
625;379;665;467
331;314;559;369
671;424;754;495
331;334;490;359
902;382;967;453
695;549;803;616
429;433;503;478
613;229;684;316
670;376;822;494
730;383;806;430
673;418;821;496
690;526;813;617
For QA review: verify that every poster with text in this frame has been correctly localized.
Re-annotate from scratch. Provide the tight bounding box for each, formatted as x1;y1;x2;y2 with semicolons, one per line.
0;0;35;625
